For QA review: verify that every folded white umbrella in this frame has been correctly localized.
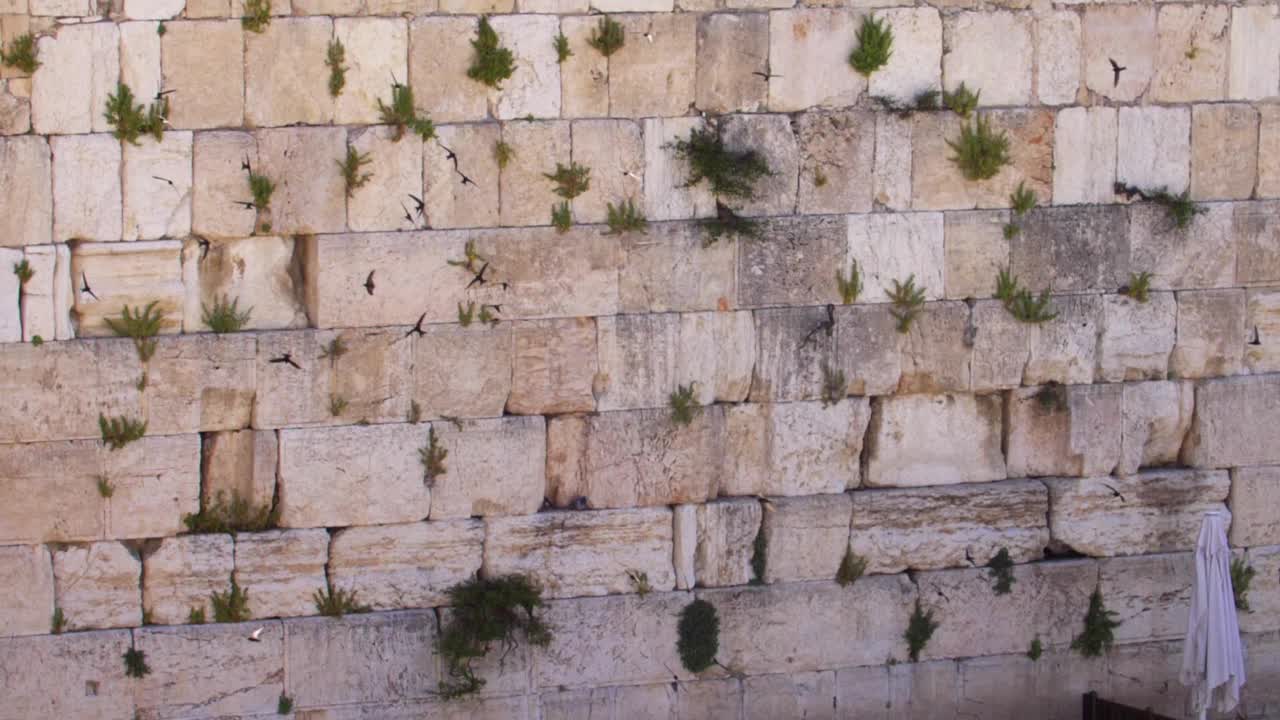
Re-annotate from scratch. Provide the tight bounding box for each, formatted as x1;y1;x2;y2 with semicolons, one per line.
1180;511;1246;719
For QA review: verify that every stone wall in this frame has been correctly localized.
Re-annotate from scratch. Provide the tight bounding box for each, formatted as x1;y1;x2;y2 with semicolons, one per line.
1;0;1279;716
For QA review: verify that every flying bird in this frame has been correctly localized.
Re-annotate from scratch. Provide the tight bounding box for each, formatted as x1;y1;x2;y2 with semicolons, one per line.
438;142;459;167
404;313;427;338
247;627;264;642
194;236;211;261
1102;483;1126;503
1249;326;1262;346
409;194;425;219
363;271;376;296
466;262;490;289
79;272;99;301
269;353;301;370
1108;58;1125;87
152;175;175;187
458;172;475;186
400;201;414;226
241;155;252;173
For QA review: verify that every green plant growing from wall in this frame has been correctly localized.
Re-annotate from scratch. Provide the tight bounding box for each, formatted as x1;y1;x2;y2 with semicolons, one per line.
458;301;476;327
1;33;39;74
51;607;67;634
948;115;1010;181
313;584;371;617
914;89;941;111
99;414;147;450
467;17;515;89
242;0;270;33
702;202;759;246
836;260;861;305
13;259;33;286
669;383;698;426
328;394;348;417
1008;288;1057;324
887;275;926;333
1120;271;1152;303
554;32;572;63
813;167;828;188
278;694;294;715
605;199;647;235
588;16;624;57
849;16;892;76
378;83;435;142
626;569;652;597
821;362;846;408
438;575;552;699
494;140;514;169
1003;181;1037;238
750;523;768;585
995;266;1020;308
1071;587;1120;657
136;371;149;392
677;598;720;673
157;21;166;35
105;83;169;145
408;400;422;424
1152;188;1204;229
420;427;448;486
105;301;164;362
1027;635;1043;661
202;295;252;333
551;201;572;233
31;335;43;346
1035;382;1067;412
319;336;347;366
142;608;154;626
671;128;771;201
986;547;1015;595
836;548;866;587
188;606;206;624
326;39;346;97
96;475;115;499
904;599;938;662
448;239;486;273
211;579;251;623
478;305;499;326
943;82;980;118
337;146;372;198
123;647;151;678
545;162;591;199
183;491;278;533
1232;558;1255;612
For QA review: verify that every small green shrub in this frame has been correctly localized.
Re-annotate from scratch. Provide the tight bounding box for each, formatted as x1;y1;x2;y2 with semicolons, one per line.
211;579;251;623
438;575;552;699
458;301;475;327
104;300;164;362
836;548;866;587
105;83;169;145
836;260;861;305
494;140;514;169
670;128;772;200
157;22;166;36
986;547;1015;595
478;305;499;326
813;167;828;187
182;490;278;534
13;259;34;285
313;585;371;617
943;82;980;118
408;400;422;424
1;33;39;74
467;17;516;89
202;295;253;333
377;83;436;142
701;202;759;246
419;427;448;485
242;0;270;32
914;89;941;111
51;607;67;634
1027;636;1043;661
750;524;767;585
96;475;115;499
1004;181;1037;237
337;145;373;198
995;266;1020;307
545;162;591;200
188;606;206;624
1152;188;1205;229
677;599;720;673
1120;271;1152;303
948;115;1011;181
99;414;147;451
626;569;652;597
1232;558;1256;612
249;172;275;211
1071;587;1120;658
605;199;647;235
328;394;348;417
551;201;572;233
887;275;926;333
588;16;624;57
142;607;154;626
1008;289;1057;324
278;694;294;715
136;372;148;393
669;383;698;427
904;599;938;662
326;39;346;97
554;32;571;63
1035;382;1066;413
123;647;151;678
849;16;893;76
821;362;846;408
31;335;43;347
318;337;348;368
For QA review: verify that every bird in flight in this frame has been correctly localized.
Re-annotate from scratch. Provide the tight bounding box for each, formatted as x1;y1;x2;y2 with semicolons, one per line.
247;627;264;642
1108;58;1125;87
404;313;427;338
269;353;301;370
80;272;99;301
363;271;376;296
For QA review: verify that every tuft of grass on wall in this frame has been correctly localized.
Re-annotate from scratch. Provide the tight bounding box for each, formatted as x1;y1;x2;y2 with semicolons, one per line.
849;16;893;76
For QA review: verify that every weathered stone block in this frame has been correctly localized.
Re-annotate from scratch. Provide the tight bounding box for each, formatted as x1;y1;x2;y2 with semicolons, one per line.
1228;5;1280;100
233;528;328;620
331;18;406;126
761;494;852;584
146;334;256;433
0;136;51;247
609;14;695;118
349;125;423;233
408;17;484;123
696;12;769;115
1127;201;1233;291
0;339;140;443
285;611;439;708
768;9;863;112
1096;292;1177;382
569;119;643;225
692;497;761;588
724;398;870;497
912;110;1053;211
1246;289;1280;373
796;110;874;216
32;23;117;134
618;222;735;313
68;240;182;338
749;305;836;402
52;542;141;631
328;520;483;610
849;479;1049;575
192;131;259;239
874;112;912;210
134;621;284;719
0;80;28;135
643;117;715;221
1153;5;1228;102
424;123;499;230
123;0;184;18
201;429;277;512
1171;289;1246;378
1005;383;1122;479
491;15;561;120
848;212;943;304
16;245;67;342
0;246;17;341
1023;294;1100;386
833;303;901;396
0;629;134;717
560;15;608;118
1116;106;1190;195
1119;381;1194;477
301;231;453;328
1037;11;1080;105
864;393;1005;487
673;504;696;590
0;545;53;636
1098;552;1194;644
1044;469;1229;557
1235;201;1280;286
51;135;121;243
943;210;1008;300
1182;374;1280;468
485;508;676;599
742;672;836;720
1191;104;1259;201
428;416;544;520
719;114;798;217
470;226;622;320
161;20;244;129
500;120;571;227
1053;107;1117;205
245;18;333;127
868;7;940;104
546;407;725;509
508;317;598;415
898;301;972;394
1261;105;1280;198
120;132;191;242
278;424;431;528
182;235;308;332
943;11;1032;106
1082;6;1156;102
541;683;678;720
969;300;1030;392
676;311;756;404
142;534;235;625
411;322;511;421
257;127;347;235
1239;546;1280;635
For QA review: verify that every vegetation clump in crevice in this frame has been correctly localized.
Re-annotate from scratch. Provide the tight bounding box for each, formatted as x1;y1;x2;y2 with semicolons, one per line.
750;523;767;585
605;198;647;235
553;32;571;63
849;15;893;76
378;82;436;142
588;16;624;57
328;394;348;417
458;301;476;327
1;33;39;74
669;383;698;427
13;258;34;286
943;82;980;118
1003;181;1037;238
821;362;846;408
105;300;164;362
1115;183;1206;230
986;547;1015;595
1034;381;1066;413
467;17;516;89
994;267;1056;324
1071;587;1120;657
948;114;1010;181
1027;635;1043;661
677;598;720;673
494;140;514;169
242;0;270;33
1232;558;1255;611
836;548;866;587
124;647;151;678
211;578;251;623
904;599;939;662
671;127;771;201
836;260;861;305
420;427;448;486
99;414;147;451
326;39;346;97
202;295;252;333
51;607;67;634
319;336;347;367
278;694;294;715
188;606;206;624
887;275;926;333
96;475;115;499
337;145;372;198
545;162;591;200
626;569;651;597
1119;271;1152;303
249;171;275;212
313;584;371;617
438;575;552;699
182;490;278;534
701;202;760;247
105;83;170;145
551;201;572;233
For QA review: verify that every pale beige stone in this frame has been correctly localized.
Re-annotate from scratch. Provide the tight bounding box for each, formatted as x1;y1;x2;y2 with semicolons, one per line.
0;137;51;247
346;126;422;234
692;498;761;587
192;131;259;239
673;504;697;589
1246;288;1280;373
501;120;571;227
32;23;117;134
232;528;327;619
0;630;137;719
119;23;161;119
643;116;715;221
1036;11;1080;105
768;9;863;112
833;304;902;397
182;235;308;332
696;13;768;115
257;127;347;235
52;542;141;630
122;132;192;241
1191;104;1259;201
1171;289;1246;378
1099;553;1196;647
724;399;870;497
69;240;182;337
411;323;511;420
897;302;972;394
19;244;73;342
796;110;875;215
1083;6;1156;102
509;317;597;415
677;311;756;404
869;8;940;103
278;424;431;528
1261;106;1280;198
720;113;798;217
910;110;1053;211
546;406;725;509
1228;5;1280;101
749;305;836;402
334;18;408;126
0;340;139;443
570;119;643;225
426;123;499;230
1116;106;1190;195
328;520;483;610
560;15;608;119
1096;292;1177;382
471;226;622;320
0;246;17;341
743;672;837;720
134;622;284;719
427;416;544;520
873;112;912;210
200;429;277;511
161;20;244;129
1045;469;1230;557
144;334;256;434
1005;384;1122;479
1239;546;1280;635
284;611;440;707
740;215;845;308
618;221;735;313
1153;5;1228;103
492;15;561;120
51;135;121;243
943;11;1031;106
0;545;53;636
762;494;852;584
1127;202;1234;291
1182;375;1280;468
943;213;1008;301
124;0;183;18
1230;467;1280;547
608;14;695;118
969;300;1030;392
864;393;1005;488
485;508;676;599
1024;294;1101;386
1119;381;1194;477
143;534;235;625
1235;201;1280;286
409;17;485;124
1053;107;1117;206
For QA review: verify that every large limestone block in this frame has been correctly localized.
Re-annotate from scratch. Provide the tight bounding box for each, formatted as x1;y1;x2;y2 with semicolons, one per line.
408;16;485;123
0;246;17;340
500;120;572;227
560;15;608;118
833;304;901;396
897;302;972;394
546;407;725;509
69;240;183;337
121;132;192;241
467;226;621;320
1228;5;1280;100
485;508;676;599
677;311;756;403
768;9;863;112
1171;289;1246;378
491;15;561;120
864;393;1005;487
749;305;837;402
182;235;308;332
673;504;696;589
233;528;328;619
1231;467;1280;547
849;480;1050;575
761;494;853;584
145;334;256;433
1005;383;1122;479
943;210;1008;300
618;221;735;313
943;11;1032;106
0;545;53;636
201;430;277;512
1261;106;1280;198
161;20;244;129
428;416;544;520
1191;104;1259;201
696;13;768;115
411;322;511;420
1247;289;1280;373
1037;11;1080;105
740;215;846;308
742;672;837;720
32;23;117;134
704;577;916;673
1119;381;1194;477
1044;469;1230;557
348;125;424;233
1127;202;1233;291
1234;201;1280;286
1098;552;1195;644
0;79;28;135
134;621;284;719
328;520;483;610
873;112;912;210
916;560;1098;660
278;424;431;528
1239;546;1280;635
970;300;1031;392
1012;205;1129;294
1182;374;1280;468
1024;294;1101;386
724;399;870;497
257;127;347;235
426;123;499;230
508;317;598;415
1152;5;1228;103
719;114;798;217
910;109;1053;211
541;684;681;720
869;8;940;103
254;328;411;428
692;498;761;588
847;212;943;303
245;18;333;127
0;339;139;443
1116;106;1190;194
1053;107;1117;205
192;131;259;239
285;611;439;708
607;14;695;118
334;18;407;126
52;542;141;631
18;244;73;342
0;136;51;247
643;117;715;221
796;110;874;216
569;119;643;225
51;135;121;243
1096;292;1177;382
124;0;184;18
1083;5;1156;102
0;629;135;717
142;534;234;625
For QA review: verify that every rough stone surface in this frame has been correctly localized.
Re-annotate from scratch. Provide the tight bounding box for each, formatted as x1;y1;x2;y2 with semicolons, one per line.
943;210;1008;300
1023;294;1101;386
865;393;1005;488
51;542;141;631
643;116;715;221
724;399;870;497
1013;206;1129;294
1127;202;1234;291
0;137;51;247
897;302;972;394
192;131;259;239
285;611;439;708
1082;6;1156;103
1247;289;1280;373
233;528;329;620
847;212;943;303
761;494;852;584
796;110;875;216
1228;5;1280;101
833;304;902;397
1171;289;1246;378
720;113;798;217
32;23;117;134
69;240;183;337
142;534;235;626
874;112;912;210
245;18;334;127
256;127;348;235
1119;381;1194;477
1234;202;1280;287
560;15;608;118
408;17;484;123
1037;11;1080;105
491;15;561;120
696;12;768;114
500;120;572;227
871;8;941;103
425;123;498;230
427;416;545;520
51;135;121;243
969;300;1030;392
1231;467;1280;548
767;9;863;112
508;317;598;415
1116;106;1191;195
349;125;423;233
609;14;696;118
333;18;407;126
569;119;643;225
1096;293;1177;382
1053;107;1117;206
1261;105;1280;198
943;11;1032;106
1182;374;1280;468
1005;383;1122;479
161;20;244;129
134;622;284;719
1098;552;1194;644
183;235;308;332
618;222;734;313
1191;103;1259;201
749;305;836;403
411;322;511;420
328;520;483;610
0;544;54;636
692;498;761;588
1153;5;1229;103
739;215;845;308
